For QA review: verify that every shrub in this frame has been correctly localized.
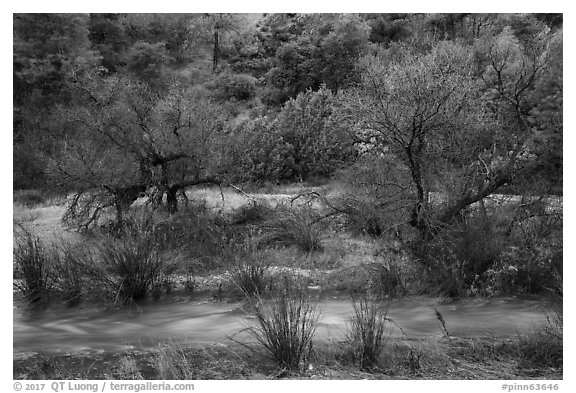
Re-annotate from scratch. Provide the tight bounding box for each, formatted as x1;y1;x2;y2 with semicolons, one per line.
229;200;273;226
337;197;387;237
211;72;257;101
229;252;271;298
518;268;562;369
411;215;504;297
346;297;390;370
335;155;413;238
13;189;47;207
98;235;166;302
13;232;56;304
109;205;230;270
53;243;88;306
367;260;406;299
518;326;563;369
258;206;324;252
245;292;322;372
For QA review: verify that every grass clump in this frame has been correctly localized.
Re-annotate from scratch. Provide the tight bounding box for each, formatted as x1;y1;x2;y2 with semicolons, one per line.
229;251;271;298
13;231;56;304
230;200;273;226
258;206;324;252
153;343;194;379
518;274;562;370
346;297;391;370
245;292;322;372
13;189;48;207
98;235;167;303
52;243;87;306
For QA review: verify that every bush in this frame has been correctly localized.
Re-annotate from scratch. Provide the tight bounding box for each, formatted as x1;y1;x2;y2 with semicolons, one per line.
98;235;166;303
487;209;562;295
518;326;563;369
335;155;413;238
337;197;387;237
245;292;322;372
228;251;271;298
13;190;47;207
258;206;324;252
53;243;88;306
229;200;274;226
13;232;56;304
346;297;390;370
108;206;230;269
367;260;406;299
211;72;257;101
411;215;504;297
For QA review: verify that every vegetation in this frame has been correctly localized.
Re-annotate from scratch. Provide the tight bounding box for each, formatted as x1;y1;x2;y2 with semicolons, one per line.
346;298;391;370
244;292;322;372
13;13;562;380
13;231;56;305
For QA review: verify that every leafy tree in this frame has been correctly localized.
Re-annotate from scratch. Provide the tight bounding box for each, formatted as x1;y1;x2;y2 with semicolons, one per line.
126;41;170;87
262;14;370;104
88;13;128;72
227;87;356;182
14;14;97;189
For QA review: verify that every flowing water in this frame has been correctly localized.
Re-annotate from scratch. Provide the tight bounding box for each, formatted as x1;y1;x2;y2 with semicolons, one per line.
13;296;548;358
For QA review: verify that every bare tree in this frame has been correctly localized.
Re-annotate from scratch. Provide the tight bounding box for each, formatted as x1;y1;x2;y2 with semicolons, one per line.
49;72;225;230
343;28;557;239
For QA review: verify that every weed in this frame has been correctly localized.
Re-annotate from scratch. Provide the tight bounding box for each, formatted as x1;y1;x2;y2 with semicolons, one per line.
368;260;406;299
230;200;273;226
114;355;144;379
245;292;322;372
53;243;87;306
346;297;390;370
98;235;165;302
153;343;194;379
229;252;271;298
13;232;56;304
258;206;324;252
13;189;47;207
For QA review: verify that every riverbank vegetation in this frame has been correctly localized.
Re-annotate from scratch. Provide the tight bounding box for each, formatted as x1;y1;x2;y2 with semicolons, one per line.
14;13;562;380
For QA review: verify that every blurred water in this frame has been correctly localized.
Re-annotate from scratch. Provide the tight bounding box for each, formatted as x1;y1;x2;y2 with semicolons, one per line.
13;297;548;357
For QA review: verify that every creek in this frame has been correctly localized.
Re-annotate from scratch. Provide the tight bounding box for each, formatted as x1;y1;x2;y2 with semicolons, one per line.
13;296;548;358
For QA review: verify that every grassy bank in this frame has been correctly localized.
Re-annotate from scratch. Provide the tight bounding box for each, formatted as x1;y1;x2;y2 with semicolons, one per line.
13;183;563;380
14;334;562;380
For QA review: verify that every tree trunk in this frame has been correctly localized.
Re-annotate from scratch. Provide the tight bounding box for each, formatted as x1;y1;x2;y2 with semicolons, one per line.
213;30;219;72
166;187;178;214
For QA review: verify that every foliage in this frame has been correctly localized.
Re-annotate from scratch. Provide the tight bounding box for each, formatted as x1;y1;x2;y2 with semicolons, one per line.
50;76;225;229
52;243;88;306
13;231;56;304
153;343;194;379
258;206;324;252
262;14;370;103
229;200;274;226
346;297;390;370
226;87;356;183
98;234;166;302
126;41;170;86
228;251;271;298
13;190;48;207
209;71;258;101
245;292;322;371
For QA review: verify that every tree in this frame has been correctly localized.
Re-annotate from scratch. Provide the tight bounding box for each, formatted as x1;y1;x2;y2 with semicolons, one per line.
13;14;96;189
262;14;370;104
344;29;558;239
49;72;226;229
